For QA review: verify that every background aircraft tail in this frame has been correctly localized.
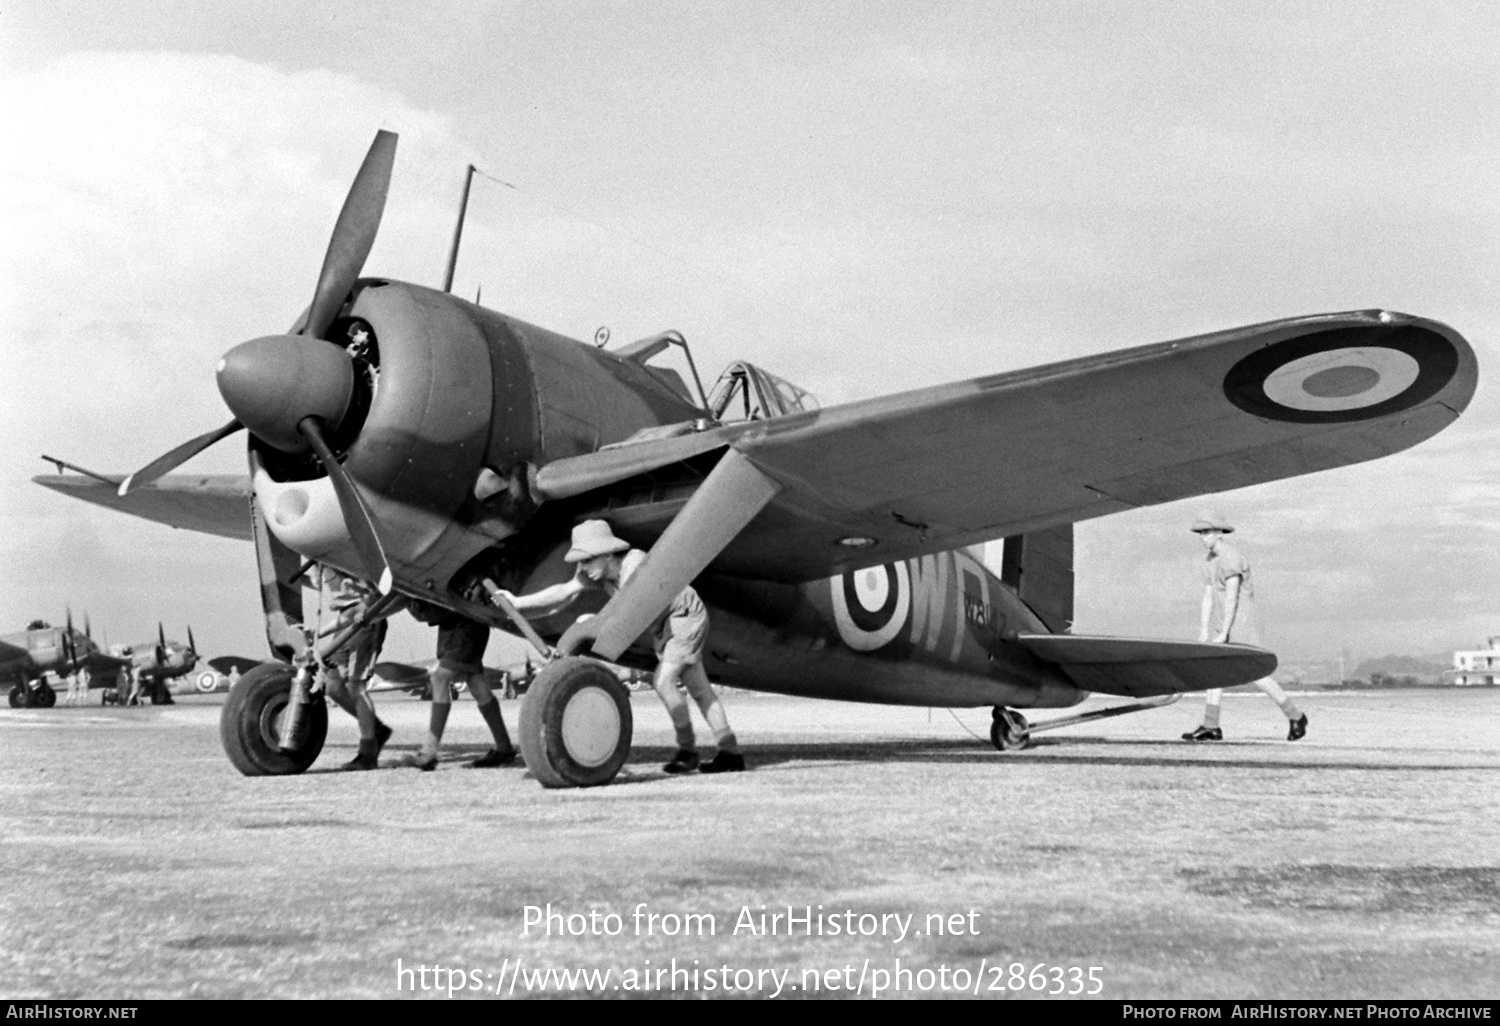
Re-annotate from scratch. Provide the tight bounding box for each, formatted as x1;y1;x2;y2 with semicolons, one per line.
1001;525;1073;633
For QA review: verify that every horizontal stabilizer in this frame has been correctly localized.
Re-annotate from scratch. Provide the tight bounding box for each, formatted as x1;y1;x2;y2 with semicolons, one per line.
1016;634;1277;697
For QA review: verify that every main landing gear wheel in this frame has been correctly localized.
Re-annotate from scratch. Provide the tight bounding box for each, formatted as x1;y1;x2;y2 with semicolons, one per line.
518;657;632;789
8;684;29;708
219;662;328;776
991;707;1032;751
36;682;56;708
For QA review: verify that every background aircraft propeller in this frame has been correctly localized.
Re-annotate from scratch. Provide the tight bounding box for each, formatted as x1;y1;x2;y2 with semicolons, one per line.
63;608;79;672
113;130;401;592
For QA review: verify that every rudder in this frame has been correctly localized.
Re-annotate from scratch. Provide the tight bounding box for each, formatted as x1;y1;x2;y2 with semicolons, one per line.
1001;525;1073;634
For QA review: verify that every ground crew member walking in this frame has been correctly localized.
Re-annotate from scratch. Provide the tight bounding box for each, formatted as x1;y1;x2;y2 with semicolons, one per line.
498;519;745;774
1181;513;1308;742
407;612;517;771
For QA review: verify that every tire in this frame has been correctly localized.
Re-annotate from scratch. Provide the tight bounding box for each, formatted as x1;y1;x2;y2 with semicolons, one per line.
36;682;56;708
518;658;632;788
219;662;327;776
990;707;1031;751
9;684;29;709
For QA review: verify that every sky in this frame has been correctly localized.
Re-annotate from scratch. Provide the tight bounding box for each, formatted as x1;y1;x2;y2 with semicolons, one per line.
2;1;1497;671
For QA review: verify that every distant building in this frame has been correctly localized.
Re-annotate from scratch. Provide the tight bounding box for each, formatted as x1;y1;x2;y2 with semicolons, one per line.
1449;636;1500;686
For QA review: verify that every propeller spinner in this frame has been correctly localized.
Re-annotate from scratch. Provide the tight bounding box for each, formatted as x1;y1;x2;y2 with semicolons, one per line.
116;130;401;589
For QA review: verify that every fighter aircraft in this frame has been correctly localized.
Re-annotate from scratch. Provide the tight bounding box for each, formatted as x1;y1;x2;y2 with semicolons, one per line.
35;131;1477;786
1;615;128;708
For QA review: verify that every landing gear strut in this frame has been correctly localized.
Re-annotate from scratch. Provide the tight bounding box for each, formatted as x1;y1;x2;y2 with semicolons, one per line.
991;707;1032;751
219;662;327;776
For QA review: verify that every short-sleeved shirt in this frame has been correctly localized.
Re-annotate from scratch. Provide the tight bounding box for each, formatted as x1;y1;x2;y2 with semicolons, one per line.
582;549;709;664
1204;541;1261;646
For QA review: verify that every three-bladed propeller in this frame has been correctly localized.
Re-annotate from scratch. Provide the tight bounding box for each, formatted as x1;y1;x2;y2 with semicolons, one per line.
63;608;80;673
116;130;401;589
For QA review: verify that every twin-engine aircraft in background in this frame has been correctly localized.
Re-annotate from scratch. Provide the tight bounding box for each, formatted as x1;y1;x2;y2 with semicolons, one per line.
1;613;205;707
104;624;201;704
36;131;1477;786
1;615;123;707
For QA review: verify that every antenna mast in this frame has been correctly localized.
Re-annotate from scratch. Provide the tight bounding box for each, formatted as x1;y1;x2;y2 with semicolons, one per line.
442;164;477;293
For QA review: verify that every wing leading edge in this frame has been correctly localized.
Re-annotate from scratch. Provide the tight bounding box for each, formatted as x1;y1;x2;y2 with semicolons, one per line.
31;473;252;541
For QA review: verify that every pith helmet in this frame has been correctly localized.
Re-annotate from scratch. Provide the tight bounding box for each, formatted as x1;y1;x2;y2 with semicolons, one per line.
564;519;631;562
1190;512;1234;534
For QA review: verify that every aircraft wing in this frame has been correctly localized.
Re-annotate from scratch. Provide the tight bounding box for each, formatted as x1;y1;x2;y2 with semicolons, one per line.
370;660;431;685
76;652;132;677
574;310;1474;582
208;655;263;676
31;473;251;541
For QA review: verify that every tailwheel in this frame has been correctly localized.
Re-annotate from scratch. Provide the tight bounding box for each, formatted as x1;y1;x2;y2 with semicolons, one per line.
991;707;1032;751
518;657;632;789
219;662;327;776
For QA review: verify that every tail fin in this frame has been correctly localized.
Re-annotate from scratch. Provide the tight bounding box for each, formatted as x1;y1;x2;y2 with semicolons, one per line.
1001;525;1073;634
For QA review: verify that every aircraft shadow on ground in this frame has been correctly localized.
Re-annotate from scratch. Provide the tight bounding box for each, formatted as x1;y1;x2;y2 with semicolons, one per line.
634;736;1495;775
308;736;1490;777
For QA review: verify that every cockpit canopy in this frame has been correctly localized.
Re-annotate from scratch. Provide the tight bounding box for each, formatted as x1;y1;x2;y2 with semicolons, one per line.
616;331;819;424
707;361;819;423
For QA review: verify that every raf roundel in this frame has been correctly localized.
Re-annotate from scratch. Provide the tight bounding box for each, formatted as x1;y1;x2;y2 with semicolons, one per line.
1223;324;1460;424
831;563;910;651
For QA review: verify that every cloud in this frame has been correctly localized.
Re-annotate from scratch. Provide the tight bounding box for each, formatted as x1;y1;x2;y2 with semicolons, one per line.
0;52;480;658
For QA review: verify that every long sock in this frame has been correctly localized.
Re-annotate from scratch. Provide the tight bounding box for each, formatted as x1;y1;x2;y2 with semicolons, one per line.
422;702;451;759
475;697;515;753
1201;689;1223;730
351;691;378;741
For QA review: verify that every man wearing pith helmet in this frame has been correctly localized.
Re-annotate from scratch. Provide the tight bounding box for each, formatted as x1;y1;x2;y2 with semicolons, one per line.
1181;512;1308;743
498;519;746;774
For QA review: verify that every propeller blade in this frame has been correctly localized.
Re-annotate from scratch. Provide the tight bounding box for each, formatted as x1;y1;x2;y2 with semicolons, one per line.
298;416;394;594
84;614;92;640
304;130;398;340
187;626;197;657
118;419;244;496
